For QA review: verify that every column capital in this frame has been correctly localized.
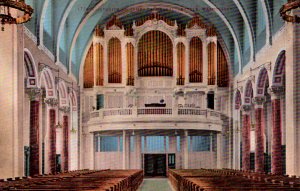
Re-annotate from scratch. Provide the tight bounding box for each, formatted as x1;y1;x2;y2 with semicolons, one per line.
59;106;71;114
25;87;42;101
44;98;59;107
252;96;266;108
268;86;285;99
241;105;251;113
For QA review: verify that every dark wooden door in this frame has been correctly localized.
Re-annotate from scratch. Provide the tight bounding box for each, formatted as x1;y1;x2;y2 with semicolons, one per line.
144;154;166;176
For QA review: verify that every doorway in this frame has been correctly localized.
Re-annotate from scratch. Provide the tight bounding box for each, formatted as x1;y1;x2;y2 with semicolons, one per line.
144;154;166;177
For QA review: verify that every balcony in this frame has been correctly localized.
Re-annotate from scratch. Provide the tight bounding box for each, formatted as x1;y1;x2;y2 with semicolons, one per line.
87;107;224;132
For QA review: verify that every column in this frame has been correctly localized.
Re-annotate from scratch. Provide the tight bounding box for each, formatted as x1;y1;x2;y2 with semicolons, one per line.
123;130;127;169
183;130;189;169
63;115;69;172
269;86;284;175
136;134;142;169
49;109;56;174
30;100;40;176
216;133;222;168
89;133;95;170
241;105;251;171
0;24;24;179
253;96;265;173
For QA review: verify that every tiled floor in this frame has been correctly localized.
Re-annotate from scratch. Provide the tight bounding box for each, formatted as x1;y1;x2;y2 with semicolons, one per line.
138;178;174;191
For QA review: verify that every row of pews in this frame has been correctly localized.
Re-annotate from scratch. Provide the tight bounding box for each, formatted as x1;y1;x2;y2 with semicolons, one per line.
168;168;300;191
0;169;143;191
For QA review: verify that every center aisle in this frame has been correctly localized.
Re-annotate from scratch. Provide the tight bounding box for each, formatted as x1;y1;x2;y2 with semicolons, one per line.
138;178;174;191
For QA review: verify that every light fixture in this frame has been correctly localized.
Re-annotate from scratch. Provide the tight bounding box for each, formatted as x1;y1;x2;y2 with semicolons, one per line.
132;130;135;136
174;130;178;135
0;0;33;31
280;0;300;23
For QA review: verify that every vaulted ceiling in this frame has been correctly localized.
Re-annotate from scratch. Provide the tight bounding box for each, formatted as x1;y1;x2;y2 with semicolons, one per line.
24;0;287;80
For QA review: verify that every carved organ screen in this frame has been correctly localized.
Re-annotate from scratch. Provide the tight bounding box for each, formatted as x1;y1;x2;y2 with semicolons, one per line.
138;30;173;77
208;42;216;85
217;43;229;87
126;43;134;86
177;42;185;85
189;37;203;83
108;38;122;83
95;43;104;86
83;44;94;88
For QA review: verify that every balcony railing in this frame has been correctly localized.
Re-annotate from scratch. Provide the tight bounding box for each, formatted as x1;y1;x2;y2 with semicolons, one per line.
89;107;221;121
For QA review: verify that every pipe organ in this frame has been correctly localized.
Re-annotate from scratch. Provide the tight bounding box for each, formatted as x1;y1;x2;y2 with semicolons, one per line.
83;13;229;88
189;37;203;83
126;43;134;85
108;38;122;83
138;30;173;77
177;42;185;85
83;44;94;88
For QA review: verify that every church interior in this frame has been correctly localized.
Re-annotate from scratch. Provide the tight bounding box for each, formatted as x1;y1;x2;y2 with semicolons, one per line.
0;0;300;190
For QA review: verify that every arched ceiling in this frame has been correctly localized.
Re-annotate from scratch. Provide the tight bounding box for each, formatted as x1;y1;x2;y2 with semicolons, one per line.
24;0;287;81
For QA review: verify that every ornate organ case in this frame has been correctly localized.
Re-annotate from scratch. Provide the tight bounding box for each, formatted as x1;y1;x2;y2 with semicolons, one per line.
83;12;229;110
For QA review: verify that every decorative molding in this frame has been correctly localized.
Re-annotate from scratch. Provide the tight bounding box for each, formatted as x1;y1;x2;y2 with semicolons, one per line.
56;61;68;74
133;19;178;40
59;106;70;114
268;86;285;99
38;44;55;62
241;105;251;113
252;96;266;107
44;98;59;107
23;26;37;44
25;87;42;101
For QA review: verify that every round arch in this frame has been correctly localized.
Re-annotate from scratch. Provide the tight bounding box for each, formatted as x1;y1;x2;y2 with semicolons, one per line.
256;67;269;96
244;80;253;105
272;50;286;87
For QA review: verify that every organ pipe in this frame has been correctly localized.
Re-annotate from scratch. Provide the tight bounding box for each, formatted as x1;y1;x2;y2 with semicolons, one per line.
177;43;185;85
189;37;203;83
96;43;104;86
208;42;216;85
108;38;122;83
137;30;173;77
217;43;229;87
83;44;94;88
126;43;134;86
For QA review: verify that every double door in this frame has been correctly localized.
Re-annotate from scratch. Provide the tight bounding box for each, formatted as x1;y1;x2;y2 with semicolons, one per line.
144;154;176;177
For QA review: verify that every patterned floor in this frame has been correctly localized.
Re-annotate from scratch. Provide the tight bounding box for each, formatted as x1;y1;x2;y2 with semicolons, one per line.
138;178;173;191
